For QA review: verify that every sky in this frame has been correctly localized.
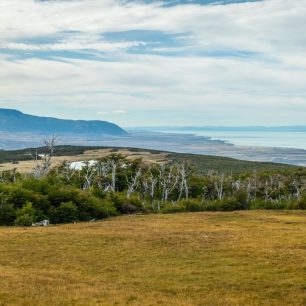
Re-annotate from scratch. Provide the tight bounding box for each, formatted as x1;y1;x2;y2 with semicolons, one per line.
0;0;305;127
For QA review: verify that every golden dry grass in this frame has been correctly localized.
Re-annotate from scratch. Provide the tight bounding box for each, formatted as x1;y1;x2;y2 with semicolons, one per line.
0;148;168;173
0;211;306;305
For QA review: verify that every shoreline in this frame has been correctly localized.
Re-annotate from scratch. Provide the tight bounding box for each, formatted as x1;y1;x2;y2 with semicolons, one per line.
1;130;306;166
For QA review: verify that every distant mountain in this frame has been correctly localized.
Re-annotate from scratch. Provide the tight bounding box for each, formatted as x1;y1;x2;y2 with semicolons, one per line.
129;126;306;132
0;109;127;136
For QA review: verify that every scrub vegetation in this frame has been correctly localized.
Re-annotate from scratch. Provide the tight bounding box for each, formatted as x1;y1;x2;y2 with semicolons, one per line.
0;139;305;226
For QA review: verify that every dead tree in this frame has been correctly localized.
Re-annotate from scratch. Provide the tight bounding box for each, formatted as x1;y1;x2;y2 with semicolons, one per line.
159;165;179;203
292;179;302;199
126;168;142;197
109;159;117;192
214;173;224;200
94;160;110;192
177;163;191;201
82;161;96;190
32;135;58;178
138;166;160;210
60;161;76;182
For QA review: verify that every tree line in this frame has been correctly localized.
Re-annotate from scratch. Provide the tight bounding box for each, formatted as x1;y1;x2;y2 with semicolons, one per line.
0;137;305;226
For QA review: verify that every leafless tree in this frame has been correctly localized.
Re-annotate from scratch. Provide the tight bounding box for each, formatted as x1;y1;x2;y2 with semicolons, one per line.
214;173;224;200
94;160;111;192
82;161;96;190
158;165;179;202
60;161;76;182
96;160;110;177
109;159;117;192
140;166;159;209
292;178;302;199
177;162;191;201
32;135;58;178
126;168;142;197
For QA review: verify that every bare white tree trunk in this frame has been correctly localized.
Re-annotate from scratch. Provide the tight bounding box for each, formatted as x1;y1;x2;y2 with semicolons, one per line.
159;165;179;202
32;135;58;178
83;161;95;190
177;163;190;201
126;168;142;197
110;160;117;192
214;173;224;200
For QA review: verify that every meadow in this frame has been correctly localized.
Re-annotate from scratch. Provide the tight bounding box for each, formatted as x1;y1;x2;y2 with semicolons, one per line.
0;211;306;305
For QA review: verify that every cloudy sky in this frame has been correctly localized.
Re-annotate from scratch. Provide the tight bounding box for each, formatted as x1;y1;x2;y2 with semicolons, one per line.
0;0;305;126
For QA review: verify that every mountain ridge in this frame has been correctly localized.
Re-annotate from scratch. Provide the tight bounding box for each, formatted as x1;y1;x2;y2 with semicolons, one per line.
0;108;127;136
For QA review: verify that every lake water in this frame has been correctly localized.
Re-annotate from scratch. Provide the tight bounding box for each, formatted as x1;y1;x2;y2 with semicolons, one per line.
157;129;306;150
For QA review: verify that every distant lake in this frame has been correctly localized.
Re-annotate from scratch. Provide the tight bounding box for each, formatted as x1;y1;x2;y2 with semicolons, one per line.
154;129;306;150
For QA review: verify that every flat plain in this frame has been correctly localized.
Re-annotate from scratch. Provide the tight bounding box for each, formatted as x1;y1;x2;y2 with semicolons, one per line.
0;211;306;305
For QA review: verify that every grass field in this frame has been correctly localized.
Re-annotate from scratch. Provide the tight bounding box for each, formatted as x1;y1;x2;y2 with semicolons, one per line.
0;211;306;305
0;148;168;173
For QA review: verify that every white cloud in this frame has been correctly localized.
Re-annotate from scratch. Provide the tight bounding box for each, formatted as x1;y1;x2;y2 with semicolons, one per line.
98;110;128;115
0;0;305;126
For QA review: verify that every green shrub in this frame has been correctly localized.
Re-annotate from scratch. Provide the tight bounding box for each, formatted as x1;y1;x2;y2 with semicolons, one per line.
218;198;245;211
106;193;143;214
52;201;78;223
0;203;16;226
204;198;245;211
0;185;35;208
181;199;205;212
76;192;116;221
296;196;306;210
162;202;186;213
233;190;249;209
16;202;36;217
47;186;80;207
21;178;50;194
250;199;286;210
284;200;300;210
121;196;143;214
120;203;137;214
15;214;34;226
14;202;37;226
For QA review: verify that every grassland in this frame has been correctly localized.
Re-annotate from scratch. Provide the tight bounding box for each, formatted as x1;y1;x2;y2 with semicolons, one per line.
0;147;168;173
0;145;297;174
0;211;306;305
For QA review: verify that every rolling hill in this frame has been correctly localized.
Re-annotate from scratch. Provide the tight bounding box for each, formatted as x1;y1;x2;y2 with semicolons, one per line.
0;145;298;174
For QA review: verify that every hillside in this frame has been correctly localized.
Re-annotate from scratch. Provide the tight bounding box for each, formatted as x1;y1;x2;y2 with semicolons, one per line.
0;145;298;174
0;109;127;136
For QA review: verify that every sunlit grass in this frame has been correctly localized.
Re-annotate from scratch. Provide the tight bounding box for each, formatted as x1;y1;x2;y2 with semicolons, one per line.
0;211;306;305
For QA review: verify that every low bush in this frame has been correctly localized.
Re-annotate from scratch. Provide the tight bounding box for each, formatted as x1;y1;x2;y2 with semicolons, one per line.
0;203;16;226
250;199;286;210
106;193;143;214
51;201;78;223
204;198;245;211
162;202;186;213
15;214;34;226
76;193;116;221
296;196;306;210
181;199;205;212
